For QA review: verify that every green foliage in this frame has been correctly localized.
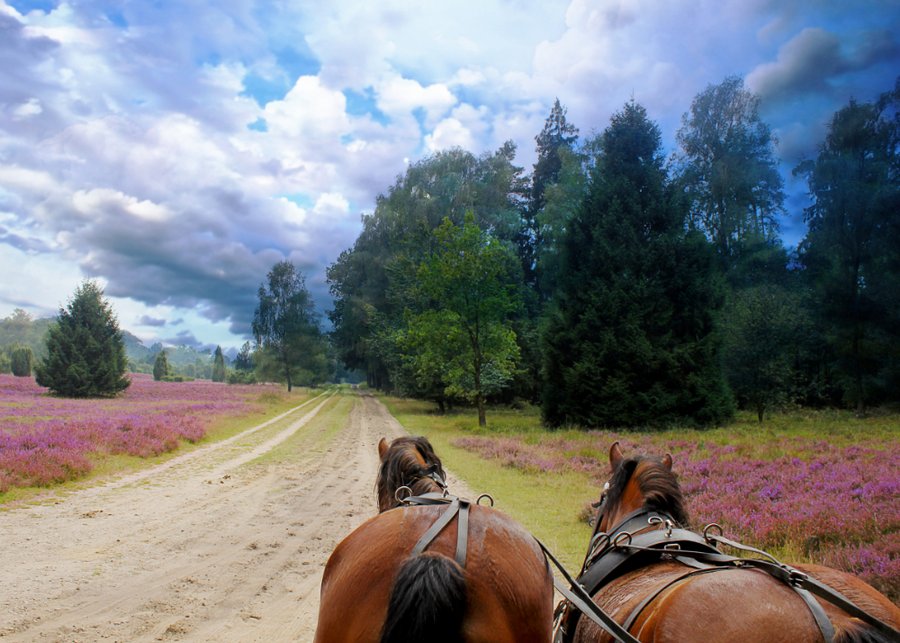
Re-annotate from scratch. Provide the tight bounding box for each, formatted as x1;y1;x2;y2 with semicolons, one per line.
397;214;522;425
674;75;785;270
0;308;52;362
227;369;257;384
327;145;528;391
10;345;33;377
721;286;802;421
794;79;900;411
253;261;329;391
153;350;170;381
211;345;226;382
34;281;130;397
233;341;254;371
542;101;733;429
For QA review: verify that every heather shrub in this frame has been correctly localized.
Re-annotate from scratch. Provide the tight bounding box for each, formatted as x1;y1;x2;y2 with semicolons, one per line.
451;423;899;600
0;373;274;492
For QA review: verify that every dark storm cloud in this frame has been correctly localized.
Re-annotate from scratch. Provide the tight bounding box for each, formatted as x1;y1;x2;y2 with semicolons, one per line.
749;27;900;104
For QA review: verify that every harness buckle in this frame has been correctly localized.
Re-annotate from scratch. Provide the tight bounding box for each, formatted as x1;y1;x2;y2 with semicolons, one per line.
788;568;809;587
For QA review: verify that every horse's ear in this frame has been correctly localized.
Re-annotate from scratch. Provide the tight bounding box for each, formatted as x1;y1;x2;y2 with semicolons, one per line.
378;438;389;460
662;453;673;470
610;442;624;470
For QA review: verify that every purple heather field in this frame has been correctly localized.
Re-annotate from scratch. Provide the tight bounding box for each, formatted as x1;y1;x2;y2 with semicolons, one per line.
454;431;899;599
0;373;274;492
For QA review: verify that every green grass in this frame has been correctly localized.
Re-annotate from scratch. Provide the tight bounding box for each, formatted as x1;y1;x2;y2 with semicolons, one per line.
381;397;597;569
380;395;900;573
247;391;353;466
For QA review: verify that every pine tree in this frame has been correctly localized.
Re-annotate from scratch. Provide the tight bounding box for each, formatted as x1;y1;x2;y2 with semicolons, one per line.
542;101;733;428
153;350;170;381
35;281;130;397
212;345;226;382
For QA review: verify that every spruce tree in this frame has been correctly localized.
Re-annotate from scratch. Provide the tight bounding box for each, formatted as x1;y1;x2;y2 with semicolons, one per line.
212;345;226;382
542;101;733;428
35;281;130;397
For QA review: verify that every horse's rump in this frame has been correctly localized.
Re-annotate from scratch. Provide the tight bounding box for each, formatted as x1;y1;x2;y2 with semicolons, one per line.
315;503;553;643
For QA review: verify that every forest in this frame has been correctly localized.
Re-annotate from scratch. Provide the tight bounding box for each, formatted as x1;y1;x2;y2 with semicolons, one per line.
327;75;900;428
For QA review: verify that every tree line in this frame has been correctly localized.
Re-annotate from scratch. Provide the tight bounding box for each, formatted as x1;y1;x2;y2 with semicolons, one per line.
328;75;900;427
5;264;332;396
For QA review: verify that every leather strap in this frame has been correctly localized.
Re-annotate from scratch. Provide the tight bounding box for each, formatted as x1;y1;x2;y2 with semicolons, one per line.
409;496;470;567
539;540;641;643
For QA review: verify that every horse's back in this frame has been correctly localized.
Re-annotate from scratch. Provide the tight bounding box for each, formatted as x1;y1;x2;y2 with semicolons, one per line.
579;561;900;643
314;504;553;643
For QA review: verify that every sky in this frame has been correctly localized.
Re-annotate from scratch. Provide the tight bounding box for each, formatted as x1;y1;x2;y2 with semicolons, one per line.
1;0;897;352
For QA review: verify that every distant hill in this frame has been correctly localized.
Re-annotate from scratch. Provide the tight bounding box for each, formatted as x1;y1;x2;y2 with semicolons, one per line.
1;310;225;379
122;330;151;362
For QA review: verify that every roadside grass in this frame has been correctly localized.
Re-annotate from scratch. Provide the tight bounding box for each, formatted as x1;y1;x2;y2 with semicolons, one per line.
380;396;900;599
381;397;596;570
0;385;317;508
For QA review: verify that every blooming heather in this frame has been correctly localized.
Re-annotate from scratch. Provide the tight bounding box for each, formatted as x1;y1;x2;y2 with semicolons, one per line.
453;430;899;599
0;374;275;492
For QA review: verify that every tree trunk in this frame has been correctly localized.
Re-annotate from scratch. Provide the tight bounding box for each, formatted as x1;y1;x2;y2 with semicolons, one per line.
477;396;486;427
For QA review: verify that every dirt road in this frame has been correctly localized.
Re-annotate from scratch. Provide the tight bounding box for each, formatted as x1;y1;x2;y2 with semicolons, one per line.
0;391;472;642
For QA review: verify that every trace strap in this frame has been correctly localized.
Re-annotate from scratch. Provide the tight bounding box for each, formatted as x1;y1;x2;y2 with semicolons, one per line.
538;540;641;643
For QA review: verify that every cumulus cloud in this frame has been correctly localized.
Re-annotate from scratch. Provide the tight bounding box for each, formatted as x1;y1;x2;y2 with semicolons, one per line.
0;0;896;346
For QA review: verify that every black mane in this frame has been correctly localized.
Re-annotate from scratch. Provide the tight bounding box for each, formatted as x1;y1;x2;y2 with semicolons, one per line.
376;436;446;511
607;455;689;527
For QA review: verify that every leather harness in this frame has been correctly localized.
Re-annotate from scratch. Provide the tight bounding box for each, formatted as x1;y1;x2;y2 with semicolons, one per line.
402;492;472;567
390;470;899;643
552;501;900;643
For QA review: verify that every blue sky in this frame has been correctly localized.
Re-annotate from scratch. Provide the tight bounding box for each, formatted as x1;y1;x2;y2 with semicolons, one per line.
1;0;897;351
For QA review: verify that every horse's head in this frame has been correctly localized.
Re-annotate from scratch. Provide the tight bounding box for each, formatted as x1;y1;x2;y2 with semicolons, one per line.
375;436;448;512
595;441;688;533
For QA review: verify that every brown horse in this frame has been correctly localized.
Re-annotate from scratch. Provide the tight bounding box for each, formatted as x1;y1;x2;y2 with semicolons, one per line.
314;436;554;643
558;442;900;643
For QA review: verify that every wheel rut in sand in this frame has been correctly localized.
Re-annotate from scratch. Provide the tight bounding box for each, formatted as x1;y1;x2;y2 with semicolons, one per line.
0;391;468;642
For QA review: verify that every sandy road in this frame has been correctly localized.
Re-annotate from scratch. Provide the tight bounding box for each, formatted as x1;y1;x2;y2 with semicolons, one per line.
0;391;469;642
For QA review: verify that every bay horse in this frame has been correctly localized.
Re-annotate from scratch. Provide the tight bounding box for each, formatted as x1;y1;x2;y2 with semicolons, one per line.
557;442;900;643
314;436;554;642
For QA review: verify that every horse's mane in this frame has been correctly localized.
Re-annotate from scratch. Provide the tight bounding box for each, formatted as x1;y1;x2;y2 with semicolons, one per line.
376;436;446;511
607;456;689;527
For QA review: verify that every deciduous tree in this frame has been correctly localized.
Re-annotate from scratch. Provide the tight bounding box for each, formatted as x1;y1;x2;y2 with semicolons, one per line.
794;80;900;411
253;261;327;391
674;76;785;276
401;214;521;426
